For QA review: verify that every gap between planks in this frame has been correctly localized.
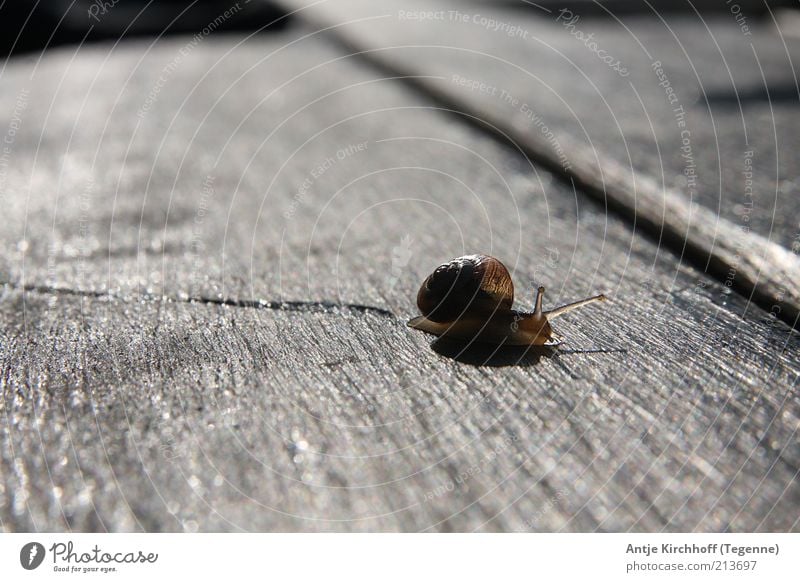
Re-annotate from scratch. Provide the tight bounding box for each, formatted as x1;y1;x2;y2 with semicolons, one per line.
2;282;394;318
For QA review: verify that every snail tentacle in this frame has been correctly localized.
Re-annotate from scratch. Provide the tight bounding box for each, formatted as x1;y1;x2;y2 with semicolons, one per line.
545;294;607;319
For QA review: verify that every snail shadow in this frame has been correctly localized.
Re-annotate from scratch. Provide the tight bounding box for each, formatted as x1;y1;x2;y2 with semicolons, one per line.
430;338;555;367
430;339;628;367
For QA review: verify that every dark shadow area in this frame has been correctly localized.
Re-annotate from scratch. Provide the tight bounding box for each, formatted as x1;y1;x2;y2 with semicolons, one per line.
0;0;291;58
431;337;555;367
430;336;628;366
702;84;800;107
481;0;793;18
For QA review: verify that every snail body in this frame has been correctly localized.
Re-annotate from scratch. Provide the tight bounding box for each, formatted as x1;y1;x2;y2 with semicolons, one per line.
408;254;606;346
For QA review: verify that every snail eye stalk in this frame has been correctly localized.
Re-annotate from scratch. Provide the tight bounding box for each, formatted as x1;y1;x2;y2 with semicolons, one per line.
544;294;607;319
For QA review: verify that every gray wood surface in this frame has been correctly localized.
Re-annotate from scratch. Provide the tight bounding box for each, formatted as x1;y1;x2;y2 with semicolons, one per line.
1;28;799;532
279;0;800;325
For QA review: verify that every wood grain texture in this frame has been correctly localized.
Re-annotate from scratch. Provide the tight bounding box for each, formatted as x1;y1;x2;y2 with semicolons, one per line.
277;0;800;326
1;31;799;532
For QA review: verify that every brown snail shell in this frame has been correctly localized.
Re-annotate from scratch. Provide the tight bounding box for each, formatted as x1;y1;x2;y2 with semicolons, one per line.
416;254;513;323
408;254;606;346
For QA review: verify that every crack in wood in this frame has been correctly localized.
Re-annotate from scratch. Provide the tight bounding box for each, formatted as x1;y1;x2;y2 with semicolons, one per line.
2;282;396;318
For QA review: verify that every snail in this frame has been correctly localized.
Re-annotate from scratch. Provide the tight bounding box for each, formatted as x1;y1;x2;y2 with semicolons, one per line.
408;254;606;346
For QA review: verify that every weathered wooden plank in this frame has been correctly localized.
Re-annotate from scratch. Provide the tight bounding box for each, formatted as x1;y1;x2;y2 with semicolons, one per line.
276;0;800;326
1;31;799;532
